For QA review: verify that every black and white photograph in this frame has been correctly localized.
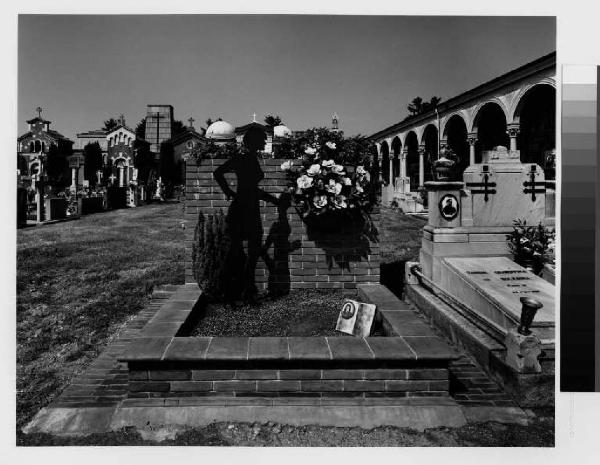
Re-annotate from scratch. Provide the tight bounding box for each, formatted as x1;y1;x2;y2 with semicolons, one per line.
10;0;600;460
10;11;560;448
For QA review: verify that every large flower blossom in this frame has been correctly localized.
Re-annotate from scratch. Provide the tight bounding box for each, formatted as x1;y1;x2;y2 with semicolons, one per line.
304;146;317;156
333;195;347;209
325;141;336;150
356;165;366;175
322;159;335;168
307;164;322;176
280;160;294;171
326;179;342;195
313;195;328;209
342;176;352;186
331;164;345;175
297;174;313;189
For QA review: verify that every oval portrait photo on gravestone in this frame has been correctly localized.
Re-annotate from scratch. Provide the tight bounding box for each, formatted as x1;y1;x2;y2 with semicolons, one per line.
439;193;459;221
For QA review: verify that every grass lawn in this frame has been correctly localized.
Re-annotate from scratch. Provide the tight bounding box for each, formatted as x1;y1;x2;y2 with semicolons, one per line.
379;207;427;264
16;203;185;430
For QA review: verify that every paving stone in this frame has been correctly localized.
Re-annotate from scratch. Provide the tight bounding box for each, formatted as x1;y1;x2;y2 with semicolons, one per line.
149;310;191;323
205;337;249;360
301;380;343;392
119;337;172;361
159;300;196;312
326;337;373;360
279;369;322;379
288;337;331;360
343;380;385;391
403;336;459;361
365;337;415;360
163;337;211;360
141;322;182;337
192;370;235;380
248;337;289;360
321;369;364;380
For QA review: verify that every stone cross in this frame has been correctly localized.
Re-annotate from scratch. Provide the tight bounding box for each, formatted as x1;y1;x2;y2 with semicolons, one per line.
188;117;195;128
36;106;43;118
108;174;117;185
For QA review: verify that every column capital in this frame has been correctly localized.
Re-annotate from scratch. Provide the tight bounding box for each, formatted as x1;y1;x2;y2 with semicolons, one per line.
418;144;426;156
467;133;478;145
506;123;520;138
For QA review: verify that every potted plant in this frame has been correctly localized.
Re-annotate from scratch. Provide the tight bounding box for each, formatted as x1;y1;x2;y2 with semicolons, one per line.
506;219;555;275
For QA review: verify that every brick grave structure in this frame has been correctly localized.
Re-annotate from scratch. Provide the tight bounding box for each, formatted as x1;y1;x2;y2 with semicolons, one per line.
184;158;380;290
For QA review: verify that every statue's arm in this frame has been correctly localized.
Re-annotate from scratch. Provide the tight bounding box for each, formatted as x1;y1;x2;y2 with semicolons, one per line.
213;159;236;199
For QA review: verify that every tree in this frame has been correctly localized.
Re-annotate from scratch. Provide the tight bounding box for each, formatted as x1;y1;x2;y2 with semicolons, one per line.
135;118;146;140
134;141;154;186
103;118;118;131
172;120;187;137
159;141;178;186
264;115;282;127
406;96;442;118
83;142;103;186
46;140;72;188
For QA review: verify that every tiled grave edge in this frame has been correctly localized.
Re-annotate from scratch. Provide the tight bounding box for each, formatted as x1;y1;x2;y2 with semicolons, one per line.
118;285;460;399
357;283;520;408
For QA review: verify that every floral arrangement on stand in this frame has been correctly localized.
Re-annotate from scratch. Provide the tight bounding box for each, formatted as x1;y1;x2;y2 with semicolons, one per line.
279;128;377;230
506;219;555;275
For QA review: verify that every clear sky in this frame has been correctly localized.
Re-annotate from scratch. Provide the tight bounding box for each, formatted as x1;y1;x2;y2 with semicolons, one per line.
18;15;555;139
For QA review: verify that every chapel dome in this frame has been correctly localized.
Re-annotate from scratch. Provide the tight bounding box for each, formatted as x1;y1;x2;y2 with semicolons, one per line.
205;120;235;140
273;124;292;138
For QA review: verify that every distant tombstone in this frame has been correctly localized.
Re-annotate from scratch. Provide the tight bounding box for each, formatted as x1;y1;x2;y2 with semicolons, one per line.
82;180;89;188
335;299;376;337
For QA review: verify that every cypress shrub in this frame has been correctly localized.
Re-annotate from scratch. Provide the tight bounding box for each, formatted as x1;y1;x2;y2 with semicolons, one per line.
192;209;231;300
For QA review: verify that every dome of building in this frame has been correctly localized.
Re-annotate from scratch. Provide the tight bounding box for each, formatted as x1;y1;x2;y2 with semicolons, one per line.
273;124;292;138
205;120;235;140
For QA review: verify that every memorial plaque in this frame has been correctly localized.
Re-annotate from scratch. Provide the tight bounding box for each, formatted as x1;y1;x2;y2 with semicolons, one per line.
335;299;376;337
441;256;554;340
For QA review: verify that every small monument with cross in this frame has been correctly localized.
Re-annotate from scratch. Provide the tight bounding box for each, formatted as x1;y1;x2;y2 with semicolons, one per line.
419;145;552;284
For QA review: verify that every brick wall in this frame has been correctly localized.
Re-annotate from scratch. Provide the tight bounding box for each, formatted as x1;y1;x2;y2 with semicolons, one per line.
128;366;449;398
184;158;380;290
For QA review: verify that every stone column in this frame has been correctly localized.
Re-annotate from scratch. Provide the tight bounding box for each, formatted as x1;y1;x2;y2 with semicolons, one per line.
467;133;477;166
71;167;77;189
401;148;408;193
418;145;426;188
507;124;520;152
439;139;448;154
119;166;125;187
390;157;395;189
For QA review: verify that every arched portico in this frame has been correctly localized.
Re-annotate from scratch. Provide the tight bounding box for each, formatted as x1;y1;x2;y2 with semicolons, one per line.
404;131;419;191
472;102;509;163
380;141;390;184
443;114;470;176
512;83;556;172
421;124;437;185
391;136;402;187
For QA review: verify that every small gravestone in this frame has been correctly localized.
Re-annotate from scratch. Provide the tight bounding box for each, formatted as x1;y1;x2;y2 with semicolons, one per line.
336;299;376;337
440;256;554;341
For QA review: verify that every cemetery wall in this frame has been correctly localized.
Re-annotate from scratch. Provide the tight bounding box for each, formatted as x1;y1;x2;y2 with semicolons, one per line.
184;158;381;290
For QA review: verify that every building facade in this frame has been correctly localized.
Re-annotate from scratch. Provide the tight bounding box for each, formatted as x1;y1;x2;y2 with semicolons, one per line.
370;52;556;208
17;108;74;187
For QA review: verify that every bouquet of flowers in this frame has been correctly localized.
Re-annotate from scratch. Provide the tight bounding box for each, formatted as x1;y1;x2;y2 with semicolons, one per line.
280;134;374;223
506;219;555;274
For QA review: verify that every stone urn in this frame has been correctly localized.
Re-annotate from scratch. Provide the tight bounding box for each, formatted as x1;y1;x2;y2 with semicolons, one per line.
433;148;458;181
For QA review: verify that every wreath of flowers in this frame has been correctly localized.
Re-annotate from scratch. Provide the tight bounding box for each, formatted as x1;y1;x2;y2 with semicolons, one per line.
280;131;375;221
